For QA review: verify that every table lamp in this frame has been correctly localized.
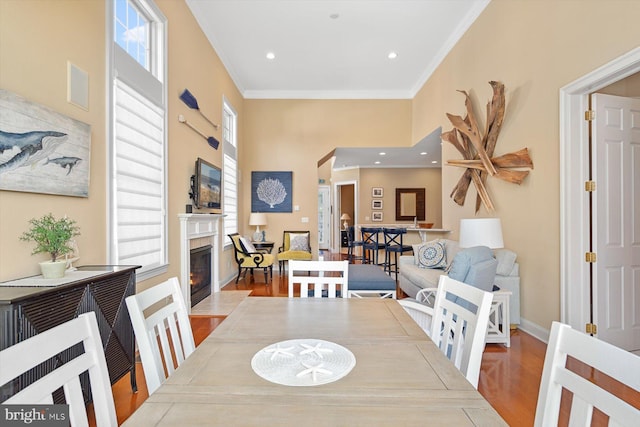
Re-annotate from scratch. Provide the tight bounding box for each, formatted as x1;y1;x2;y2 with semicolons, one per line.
340;213;351;230
249;212;267;242
459;218;504;249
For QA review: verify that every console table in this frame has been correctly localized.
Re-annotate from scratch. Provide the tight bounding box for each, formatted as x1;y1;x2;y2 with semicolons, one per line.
0;265;140;403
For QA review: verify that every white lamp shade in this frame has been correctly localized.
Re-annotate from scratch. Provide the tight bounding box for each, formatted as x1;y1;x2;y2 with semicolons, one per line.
459;218;504;249
249;213;267;227
340;213;351;221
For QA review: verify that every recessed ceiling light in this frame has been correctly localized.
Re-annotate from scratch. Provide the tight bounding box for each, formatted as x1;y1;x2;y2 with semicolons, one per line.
431;160;438;164
374;161;381;165
420;152;427;155
329;13;339;19
266;52;275;60
379;152;386;156
387;51;398;60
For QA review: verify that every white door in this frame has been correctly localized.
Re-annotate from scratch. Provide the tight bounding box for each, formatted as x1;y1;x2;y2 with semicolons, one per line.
592;93;640;350
318;185;331;250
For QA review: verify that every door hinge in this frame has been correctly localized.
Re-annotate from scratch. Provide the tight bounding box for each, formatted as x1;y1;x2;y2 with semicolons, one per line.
585;181;596;192
585;110;595;121
585;252;597;263
586;323;597;335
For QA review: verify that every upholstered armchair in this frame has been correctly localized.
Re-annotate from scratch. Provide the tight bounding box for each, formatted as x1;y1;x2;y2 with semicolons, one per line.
228;233;274;284
277;230;312;273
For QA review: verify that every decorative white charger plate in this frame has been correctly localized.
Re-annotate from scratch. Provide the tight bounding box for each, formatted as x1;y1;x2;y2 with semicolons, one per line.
251;339;356;387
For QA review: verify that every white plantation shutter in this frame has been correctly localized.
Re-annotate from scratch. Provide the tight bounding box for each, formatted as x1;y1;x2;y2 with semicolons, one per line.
223;100;238;245
113;80;165;271
109;0;167;279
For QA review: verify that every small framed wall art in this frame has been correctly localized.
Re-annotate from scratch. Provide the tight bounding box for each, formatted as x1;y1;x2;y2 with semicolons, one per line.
372;187;383;197
372;212;383;222
371;199;383;210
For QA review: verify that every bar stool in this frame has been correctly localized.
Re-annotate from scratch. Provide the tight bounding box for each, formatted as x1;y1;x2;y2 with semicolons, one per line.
346;226;364;263
383;227;413;280
361;227;385;265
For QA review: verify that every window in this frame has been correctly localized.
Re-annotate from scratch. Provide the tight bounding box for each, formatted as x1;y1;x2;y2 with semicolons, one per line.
109;0;167;280
222;98;238;245
114;0;149;69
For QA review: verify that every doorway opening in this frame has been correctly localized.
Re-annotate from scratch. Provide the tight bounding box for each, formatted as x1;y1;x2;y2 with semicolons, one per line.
560;47;640;348
334;180;357;253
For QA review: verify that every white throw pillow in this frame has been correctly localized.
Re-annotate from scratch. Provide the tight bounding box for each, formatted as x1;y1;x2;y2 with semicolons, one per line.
239;236;257;253
494;249;517;276
289;233;309;251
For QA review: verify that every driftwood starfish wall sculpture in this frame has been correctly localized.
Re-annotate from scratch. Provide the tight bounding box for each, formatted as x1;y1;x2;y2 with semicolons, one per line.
443;81;533;213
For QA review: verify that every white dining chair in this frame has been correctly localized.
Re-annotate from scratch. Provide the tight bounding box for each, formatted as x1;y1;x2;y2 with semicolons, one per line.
398;299;433;336
288;260;349;298
0;311;117;427
534;321;640;426
429;275;493;389
125;277;195;395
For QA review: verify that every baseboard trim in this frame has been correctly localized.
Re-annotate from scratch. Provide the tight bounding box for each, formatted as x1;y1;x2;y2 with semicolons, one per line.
518;317;550;344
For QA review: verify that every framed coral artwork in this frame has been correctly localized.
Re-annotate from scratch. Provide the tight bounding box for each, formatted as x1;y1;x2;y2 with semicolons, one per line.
251;171;292;213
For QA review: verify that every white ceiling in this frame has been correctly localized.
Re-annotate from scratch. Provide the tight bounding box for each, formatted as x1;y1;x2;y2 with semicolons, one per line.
186;0;489;99
331;126;442;169
185;0;488;167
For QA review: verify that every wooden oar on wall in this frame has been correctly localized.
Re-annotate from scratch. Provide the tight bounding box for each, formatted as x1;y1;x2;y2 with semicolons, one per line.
178;115;219;149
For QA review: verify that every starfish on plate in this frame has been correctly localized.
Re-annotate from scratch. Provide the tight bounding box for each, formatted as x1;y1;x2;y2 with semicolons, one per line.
443;81;533;213
264;344;295;361
299;342;333;359
296;361;333;382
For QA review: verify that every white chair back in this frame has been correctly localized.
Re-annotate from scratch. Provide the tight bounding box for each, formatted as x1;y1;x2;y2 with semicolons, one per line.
429;275;493;389
398;299;433;337
125;277;195;395
288;260;349;298
0;312;117;427
534;321;640;426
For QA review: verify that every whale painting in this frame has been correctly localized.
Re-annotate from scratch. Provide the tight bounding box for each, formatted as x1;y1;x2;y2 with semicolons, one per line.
0;90;91;197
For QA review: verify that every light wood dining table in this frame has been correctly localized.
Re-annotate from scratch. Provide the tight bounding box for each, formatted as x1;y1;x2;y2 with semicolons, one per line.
122;297;507;426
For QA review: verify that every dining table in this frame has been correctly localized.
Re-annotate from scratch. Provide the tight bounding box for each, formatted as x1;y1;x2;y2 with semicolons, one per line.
122;297;507;426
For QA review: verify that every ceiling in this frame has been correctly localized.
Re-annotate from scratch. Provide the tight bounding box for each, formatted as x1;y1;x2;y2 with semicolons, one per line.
331;127;442;169
186;0;489;99
186;0;488;167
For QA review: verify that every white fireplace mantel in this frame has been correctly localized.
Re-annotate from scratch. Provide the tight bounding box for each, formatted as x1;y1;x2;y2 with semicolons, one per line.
178;213;224;312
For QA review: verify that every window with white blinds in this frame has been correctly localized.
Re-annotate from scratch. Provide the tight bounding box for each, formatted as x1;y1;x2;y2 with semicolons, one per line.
222;99;238;245
109;0;167;279
113;80;165;272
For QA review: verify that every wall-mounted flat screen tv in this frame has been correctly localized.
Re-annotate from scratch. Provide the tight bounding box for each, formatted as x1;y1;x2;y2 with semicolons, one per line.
191;157;221;210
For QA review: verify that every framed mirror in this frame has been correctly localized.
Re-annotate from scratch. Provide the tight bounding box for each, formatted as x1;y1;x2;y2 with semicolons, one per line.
395;188;425;221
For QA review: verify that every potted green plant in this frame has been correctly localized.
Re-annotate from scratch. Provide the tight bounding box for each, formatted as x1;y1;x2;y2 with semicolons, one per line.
20;213;80;279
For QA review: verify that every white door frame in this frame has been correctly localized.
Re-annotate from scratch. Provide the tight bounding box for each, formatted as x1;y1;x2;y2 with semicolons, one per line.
560;47;640;331
333;180;358;253
318;185;331;250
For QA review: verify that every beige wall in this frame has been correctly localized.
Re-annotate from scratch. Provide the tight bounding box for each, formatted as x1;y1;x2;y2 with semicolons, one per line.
598;72;640;96
412;0;640;330
242;99;412;254
358;168;441;228
0;0;243;287
0;0;108;280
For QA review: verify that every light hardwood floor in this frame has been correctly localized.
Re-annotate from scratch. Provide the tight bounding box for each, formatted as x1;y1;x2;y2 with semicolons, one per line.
99;254;638;426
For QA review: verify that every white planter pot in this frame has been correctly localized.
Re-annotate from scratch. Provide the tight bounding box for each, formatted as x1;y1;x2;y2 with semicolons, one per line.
39;260;67;279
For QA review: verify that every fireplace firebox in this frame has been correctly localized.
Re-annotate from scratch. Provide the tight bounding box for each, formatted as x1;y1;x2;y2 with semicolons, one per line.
190;245;211;307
